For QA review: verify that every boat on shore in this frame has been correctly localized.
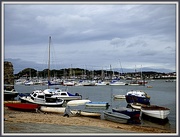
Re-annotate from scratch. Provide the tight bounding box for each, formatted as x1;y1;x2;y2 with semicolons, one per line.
19;90;64;107
79;110;101;117
141;105;170;119
85;102;109;107
40;106;66;114
67;99;91;106
112;107;140;119
103;111;130;124
125;90;150;105
5;103;40;111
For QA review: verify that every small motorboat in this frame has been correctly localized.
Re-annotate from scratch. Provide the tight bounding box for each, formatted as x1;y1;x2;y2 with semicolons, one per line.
112;107;140;119
19;90;64;107
5;103;40;111
141;105;170;119
125;90;150;105
45;88;82;101
103;111;130;124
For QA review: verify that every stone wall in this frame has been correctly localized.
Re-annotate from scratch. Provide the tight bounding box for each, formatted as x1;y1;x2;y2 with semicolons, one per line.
4;61;14;90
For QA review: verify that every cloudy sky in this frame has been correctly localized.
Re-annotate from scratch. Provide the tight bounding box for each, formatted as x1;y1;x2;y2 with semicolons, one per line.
3;2;177;74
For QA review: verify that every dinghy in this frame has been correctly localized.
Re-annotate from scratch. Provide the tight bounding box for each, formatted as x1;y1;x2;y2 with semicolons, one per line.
103;111;130;124
67;99;91;106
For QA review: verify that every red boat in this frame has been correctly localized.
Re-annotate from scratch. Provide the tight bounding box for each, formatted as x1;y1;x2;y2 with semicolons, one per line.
5;103;40;111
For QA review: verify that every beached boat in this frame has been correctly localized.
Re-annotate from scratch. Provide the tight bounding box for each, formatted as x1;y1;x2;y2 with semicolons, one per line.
5;103;40;111
19;90;64;107
113;94;126;99
67;99;91;106
112;107;140;119
40;106;66;114
103;111;130;124
141;105;170;119
125;90;150;105
79;110;101;117
85;102;109;107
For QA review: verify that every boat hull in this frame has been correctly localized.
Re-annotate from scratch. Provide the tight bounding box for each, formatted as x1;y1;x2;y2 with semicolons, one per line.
103;111;130;124
141;106;170;119
19;96;64;107
5;103;40;111
67;100;91;106
125;95;150;105
86;102;109;107
112;108;140;118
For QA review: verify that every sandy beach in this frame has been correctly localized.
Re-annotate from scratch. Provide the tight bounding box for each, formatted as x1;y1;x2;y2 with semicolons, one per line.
3;105;176;135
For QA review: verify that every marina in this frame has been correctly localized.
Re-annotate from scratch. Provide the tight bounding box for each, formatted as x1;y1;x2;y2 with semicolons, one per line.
11;79;176;132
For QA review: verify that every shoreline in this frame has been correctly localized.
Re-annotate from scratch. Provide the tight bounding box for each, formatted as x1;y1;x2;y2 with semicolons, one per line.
3;106;176;135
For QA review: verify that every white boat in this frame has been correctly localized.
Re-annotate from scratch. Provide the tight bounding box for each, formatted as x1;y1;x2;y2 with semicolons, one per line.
48;88;82;101
103;111;130;124
141;105;170;119
63;80;75;86
40;106;66;114
109;80;128;86
95;81;107;86
24;80;34;86
67;99;91;106
19;90;64;107
85;102;109;107
4;84;19;100
113;94;126;99
80;111;101;117
130;103;145;110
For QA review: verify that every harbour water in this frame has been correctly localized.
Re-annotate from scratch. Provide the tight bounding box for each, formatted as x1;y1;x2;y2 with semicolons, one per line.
14;79;177;132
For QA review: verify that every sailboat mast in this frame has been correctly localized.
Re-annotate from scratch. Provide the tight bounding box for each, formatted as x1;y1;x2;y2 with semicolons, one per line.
48;36;51;88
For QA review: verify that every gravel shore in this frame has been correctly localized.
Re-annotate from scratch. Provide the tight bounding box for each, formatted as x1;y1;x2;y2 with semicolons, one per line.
3;106;175;135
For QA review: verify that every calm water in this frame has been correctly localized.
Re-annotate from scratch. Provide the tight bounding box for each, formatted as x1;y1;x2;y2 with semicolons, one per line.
14;79;177;132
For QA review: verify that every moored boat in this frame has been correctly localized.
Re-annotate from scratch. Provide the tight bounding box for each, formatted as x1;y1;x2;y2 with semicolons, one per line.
5;103;40;111
141;105;170;119
103;111;130;124
125;90;150;105
113;94;126;99
49;88;82;101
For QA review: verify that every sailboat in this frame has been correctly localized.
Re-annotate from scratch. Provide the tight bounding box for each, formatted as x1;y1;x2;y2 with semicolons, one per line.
19;36;64;106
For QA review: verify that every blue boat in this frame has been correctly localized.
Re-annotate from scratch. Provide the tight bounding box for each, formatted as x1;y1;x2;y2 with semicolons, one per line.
112;107;140;119
125;90;150;105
